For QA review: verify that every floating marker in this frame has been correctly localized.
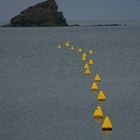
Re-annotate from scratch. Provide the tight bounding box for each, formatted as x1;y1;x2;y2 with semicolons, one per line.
65;40;70;47
93;106;103;119
94;74;101;82
98;91;106;101
65;43;69;47
84;63;89;70
71;46;74;50
82;53;87;61
102;116;113;131
85;67;91;75
91;82;98;91
78;48;82;53
89;59;94;65
82;57;86;61
64;41;67;46
89;49;93;55
82;56;87;61
57;44;61;48
97;106;102;110
83;53;87;57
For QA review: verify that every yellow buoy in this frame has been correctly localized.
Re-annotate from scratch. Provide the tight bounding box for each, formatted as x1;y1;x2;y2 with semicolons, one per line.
97;106;102;110
89;59;94;65
93;106;103;119
102;116;113;130
83;53;87;57
57;44;61;48
85;67;91;75
91;82;98;91
82;53;87;61
84;63;89;70
71;46;74;50
82;56;86;61
98;91;106;101
66;43;69;47
94;74;101;82
89;49;93;55
65;40;70;47
78;48;82;53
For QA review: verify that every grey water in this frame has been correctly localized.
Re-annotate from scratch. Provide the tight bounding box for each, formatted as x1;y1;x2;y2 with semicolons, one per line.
0;23;140;140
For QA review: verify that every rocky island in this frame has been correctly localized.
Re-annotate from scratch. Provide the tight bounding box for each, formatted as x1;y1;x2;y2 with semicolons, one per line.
3;0;68;27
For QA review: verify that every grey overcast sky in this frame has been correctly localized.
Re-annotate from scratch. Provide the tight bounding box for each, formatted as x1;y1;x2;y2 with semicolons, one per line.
0;0;140;22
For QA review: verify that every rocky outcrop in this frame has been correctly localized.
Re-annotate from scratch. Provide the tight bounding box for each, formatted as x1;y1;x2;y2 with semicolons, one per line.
6;0;68;27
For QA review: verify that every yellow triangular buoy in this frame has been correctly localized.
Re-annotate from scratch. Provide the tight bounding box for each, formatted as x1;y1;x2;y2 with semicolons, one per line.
102;116;113;130
94;74;101;82
83;53;86;57
82;56;86;61
91;82;98;91
93;106;103;119
57;44;61;48
98;91;106;101
71;46;74;50
65;40;70;47
82;53;87;61
85;67;91;75
84;63;89;70
89;59;94;65
97;106;102;110
78;48;82;53
89;49;93;55
66;43;69;47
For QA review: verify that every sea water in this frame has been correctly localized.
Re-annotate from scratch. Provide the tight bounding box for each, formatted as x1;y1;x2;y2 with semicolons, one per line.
0;24;140;140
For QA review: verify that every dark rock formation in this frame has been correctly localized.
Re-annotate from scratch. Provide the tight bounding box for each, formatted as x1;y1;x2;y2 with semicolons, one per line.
6;0;68;27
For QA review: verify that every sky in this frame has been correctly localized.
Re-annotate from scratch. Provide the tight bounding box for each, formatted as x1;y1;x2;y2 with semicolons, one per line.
0;0;140;22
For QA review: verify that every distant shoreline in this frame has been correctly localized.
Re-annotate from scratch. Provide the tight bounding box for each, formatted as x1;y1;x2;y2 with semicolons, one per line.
1;23;126;27
69;23;127;27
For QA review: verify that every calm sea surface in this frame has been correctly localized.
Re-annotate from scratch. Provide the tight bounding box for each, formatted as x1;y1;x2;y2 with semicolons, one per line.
0;25;140;140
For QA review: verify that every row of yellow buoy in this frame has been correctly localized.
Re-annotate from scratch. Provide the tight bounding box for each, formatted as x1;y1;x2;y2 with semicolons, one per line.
82;49;113;131
56;40;112;131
